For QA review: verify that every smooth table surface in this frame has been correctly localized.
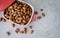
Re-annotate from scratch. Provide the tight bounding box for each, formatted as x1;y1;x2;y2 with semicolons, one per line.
0;0;60;38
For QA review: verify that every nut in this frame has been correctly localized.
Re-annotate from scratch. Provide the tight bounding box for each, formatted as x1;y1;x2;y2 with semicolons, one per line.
29;26;32;29
22;20;26;23
20;31;24;34
41;13;45;17
9;6;13;9
40;9;43;11
30;30;34;34
12;24;15;28
0;17;2;21
34;11;38;14
7;32;10;35
26;15;30;19
37;16;42;19
15;28;20;33
24;28;27;34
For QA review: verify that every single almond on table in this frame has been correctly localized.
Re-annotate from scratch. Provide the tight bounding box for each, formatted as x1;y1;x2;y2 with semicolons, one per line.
15;28;20;33
29;26;32;29
24;28;27;34
12;23;15;28
0;17;2;21
37;16;42;19
20;31;24;34
30;30;34;34
7;32;10;36
40;9;43;11
41;13;45;17
34;11;38;14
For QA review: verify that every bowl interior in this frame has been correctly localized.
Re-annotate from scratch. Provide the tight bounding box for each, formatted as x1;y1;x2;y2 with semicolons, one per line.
3;0;34;27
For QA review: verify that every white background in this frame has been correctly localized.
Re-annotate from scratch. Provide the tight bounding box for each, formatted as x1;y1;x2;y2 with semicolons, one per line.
0;0;60;38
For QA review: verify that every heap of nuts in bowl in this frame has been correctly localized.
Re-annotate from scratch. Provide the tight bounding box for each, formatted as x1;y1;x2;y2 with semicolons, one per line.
4;1;32;25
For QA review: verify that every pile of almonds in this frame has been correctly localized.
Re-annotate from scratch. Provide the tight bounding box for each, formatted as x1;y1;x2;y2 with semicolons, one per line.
4;1;32;25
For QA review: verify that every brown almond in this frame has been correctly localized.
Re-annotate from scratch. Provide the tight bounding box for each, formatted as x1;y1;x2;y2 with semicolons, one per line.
0;18;2;21
37;16;42;19
29;26;34;34
41;13;45;17
20;31;24;34
12;24;15;28
29;26;32;29
30;30;34;34
34;11;38;14
22;20;26;23
7;32;10;35
15;28;20;33
40;9;43;11
24;28;27;34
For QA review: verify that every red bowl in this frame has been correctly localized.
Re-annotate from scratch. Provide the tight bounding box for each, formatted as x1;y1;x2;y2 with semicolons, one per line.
0;0;15;11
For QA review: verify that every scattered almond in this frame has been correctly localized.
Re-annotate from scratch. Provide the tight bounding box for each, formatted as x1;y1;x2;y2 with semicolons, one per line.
40;9;43;11
24;28;27;31
24;28;27;34
7;32;10;35
0;17;2;21
37;16;42;19
20;31;24;34
41;13;45;17
34;11;38;14
15;28;20;33
30;30;34;34
12;24;15;28
29;26;32;29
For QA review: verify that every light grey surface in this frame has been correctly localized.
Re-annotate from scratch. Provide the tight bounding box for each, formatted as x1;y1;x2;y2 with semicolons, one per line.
0;0;60;38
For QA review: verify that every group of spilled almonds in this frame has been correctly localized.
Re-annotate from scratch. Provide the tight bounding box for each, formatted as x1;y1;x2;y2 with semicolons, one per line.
6;24;33;36
0;1;45;36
